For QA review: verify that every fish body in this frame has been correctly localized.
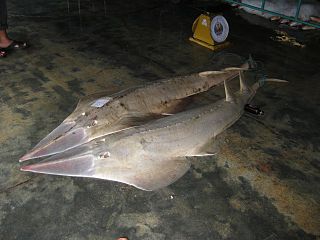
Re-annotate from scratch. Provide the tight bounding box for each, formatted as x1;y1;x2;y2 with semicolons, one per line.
22;72;286;191
20;63;249;161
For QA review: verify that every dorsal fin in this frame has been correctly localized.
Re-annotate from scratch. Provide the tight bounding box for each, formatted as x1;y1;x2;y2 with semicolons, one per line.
239;71;249;94
199;71;225;77
223;67;247;71
224;80;234;102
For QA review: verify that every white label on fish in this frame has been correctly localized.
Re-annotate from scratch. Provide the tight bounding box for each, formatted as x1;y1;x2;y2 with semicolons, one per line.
91;97;113;108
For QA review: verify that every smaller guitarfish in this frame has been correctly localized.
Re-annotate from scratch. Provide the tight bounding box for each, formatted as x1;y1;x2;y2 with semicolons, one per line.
20;63;248;161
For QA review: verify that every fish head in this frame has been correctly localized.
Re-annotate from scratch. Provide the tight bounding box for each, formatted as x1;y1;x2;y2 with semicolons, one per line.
20;129;146;176
20;136;161;190
19;105;112;161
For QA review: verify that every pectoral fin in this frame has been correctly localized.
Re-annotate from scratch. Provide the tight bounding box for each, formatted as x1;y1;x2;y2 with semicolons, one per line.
123;157;191;191
21;155;191;191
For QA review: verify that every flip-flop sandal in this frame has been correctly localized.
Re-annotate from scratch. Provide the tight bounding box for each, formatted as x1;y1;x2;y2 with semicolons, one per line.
0;48;7;57
5;40;29;50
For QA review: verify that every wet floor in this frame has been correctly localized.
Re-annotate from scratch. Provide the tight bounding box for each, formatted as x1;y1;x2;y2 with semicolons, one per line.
0;0;320;239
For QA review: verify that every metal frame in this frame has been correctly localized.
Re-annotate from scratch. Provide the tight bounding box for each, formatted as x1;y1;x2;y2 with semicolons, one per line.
223;0;320;29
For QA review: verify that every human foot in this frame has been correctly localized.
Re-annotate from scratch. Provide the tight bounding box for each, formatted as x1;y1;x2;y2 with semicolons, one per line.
0;30;13;48
0;40;12;48
0;40;28;57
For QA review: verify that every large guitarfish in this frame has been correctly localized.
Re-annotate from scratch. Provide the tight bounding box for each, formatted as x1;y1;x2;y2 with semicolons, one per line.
21;71;287;190
20;63;248;161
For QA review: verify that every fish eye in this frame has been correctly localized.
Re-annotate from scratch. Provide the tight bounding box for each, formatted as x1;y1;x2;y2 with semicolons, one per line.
87;120;98;128
99;151;110;159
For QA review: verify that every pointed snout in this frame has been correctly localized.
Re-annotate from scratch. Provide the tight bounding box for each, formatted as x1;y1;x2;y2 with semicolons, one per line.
21;154;96;177
20;128;88;162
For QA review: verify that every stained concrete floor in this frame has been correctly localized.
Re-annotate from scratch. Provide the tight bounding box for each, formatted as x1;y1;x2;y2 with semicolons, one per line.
0;0;320;239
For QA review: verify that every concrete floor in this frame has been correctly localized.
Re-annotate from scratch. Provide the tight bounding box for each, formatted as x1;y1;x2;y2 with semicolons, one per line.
0;0;320;239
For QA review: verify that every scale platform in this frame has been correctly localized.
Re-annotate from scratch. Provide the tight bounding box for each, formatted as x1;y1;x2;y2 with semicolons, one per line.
189;14;230;51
